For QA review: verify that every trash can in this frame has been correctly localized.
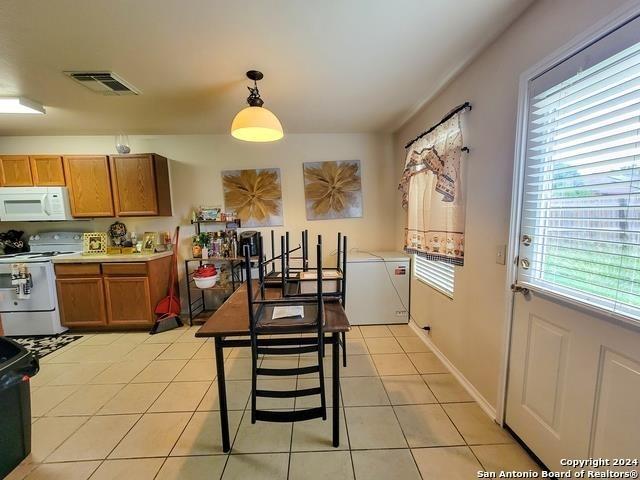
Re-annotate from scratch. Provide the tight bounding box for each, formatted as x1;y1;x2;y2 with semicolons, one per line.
0;337;39;479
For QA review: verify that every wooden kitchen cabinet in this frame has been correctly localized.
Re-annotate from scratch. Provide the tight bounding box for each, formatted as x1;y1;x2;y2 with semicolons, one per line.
109;154;172;216
30;155;65;185
56;277;108;328
63;155;115;217
54;255;173;330
0;155;33;186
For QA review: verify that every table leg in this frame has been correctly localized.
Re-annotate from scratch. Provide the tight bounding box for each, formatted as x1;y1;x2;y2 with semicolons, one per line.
215;337;230;453
332;332;340;447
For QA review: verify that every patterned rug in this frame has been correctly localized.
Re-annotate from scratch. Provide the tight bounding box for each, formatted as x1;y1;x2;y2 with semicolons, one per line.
12;335;83;359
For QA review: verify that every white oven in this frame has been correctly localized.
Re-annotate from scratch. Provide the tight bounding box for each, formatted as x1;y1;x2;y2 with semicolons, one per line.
0;186;73;221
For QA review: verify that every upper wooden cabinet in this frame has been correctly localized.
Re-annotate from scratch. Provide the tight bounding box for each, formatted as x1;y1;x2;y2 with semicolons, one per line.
109;154;172;216
63;155;115;217
30;155;65;186
0;155;33;186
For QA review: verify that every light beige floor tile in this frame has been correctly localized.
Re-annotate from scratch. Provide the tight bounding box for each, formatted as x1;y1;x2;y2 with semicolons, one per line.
232;411;292;453
109;412;192;458
29;364;71;387
423;373;473;403
47;414;139;461
175;328;206;343
339;354;378;377
260;356;299;370
397;336;430;353
223;357;254;380
197;380;251;411
144;329;186;344
175;358;217;381
359;325;393;337
411;446;482;480
124;343;170;361
394;404;465;447
48;384;122;416
346;326;363;338
99;382;167;414
89;360;150;384
171;410;242;456
340;377;390;406
345;338;369;355
112;332;150;344
90;458;164;480
352;449;422;480
371;354;418;376
381;375;437;405
289;451;354;480
157;342;201;360
294;377;338;409
407;352;447;374
291;408;348;451
344;406;407;449
31;385;78;417
365;337;404;354
387;324;415;337
442;403;513;445
156;455;227;480
29;416;88;463
78;333;124;346
47;363;110;386
472;444;542;473
148;381;210;412
24;461;100;480
131;359;187;383
192;342;216;359
222;453;288;480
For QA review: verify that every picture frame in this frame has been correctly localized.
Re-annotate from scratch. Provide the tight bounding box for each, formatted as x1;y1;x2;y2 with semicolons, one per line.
141;232;159;254
82;232;107;255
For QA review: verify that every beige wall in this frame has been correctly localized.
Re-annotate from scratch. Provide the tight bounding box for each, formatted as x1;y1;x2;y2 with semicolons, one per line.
393;0;630;409
0;133;395;305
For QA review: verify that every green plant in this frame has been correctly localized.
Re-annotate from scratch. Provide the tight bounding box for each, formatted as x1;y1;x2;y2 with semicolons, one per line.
198;232;210;247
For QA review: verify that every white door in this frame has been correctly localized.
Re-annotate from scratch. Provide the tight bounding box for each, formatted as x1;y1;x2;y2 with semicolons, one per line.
506;14;640;473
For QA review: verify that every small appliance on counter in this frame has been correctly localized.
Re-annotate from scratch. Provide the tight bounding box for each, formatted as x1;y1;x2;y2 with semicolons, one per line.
239;231;259;257
0;187;73;221
0;231;84;336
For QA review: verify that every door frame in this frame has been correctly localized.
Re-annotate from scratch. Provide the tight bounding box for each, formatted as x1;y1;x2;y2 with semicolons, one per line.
497;0;640;425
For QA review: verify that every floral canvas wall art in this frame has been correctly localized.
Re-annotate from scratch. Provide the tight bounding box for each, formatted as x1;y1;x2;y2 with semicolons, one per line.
303;160;363;220
222;168;283;227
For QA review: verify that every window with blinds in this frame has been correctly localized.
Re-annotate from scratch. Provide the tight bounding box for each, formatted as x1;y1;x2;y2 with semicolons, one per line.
518;17;640;321
414;255;454;298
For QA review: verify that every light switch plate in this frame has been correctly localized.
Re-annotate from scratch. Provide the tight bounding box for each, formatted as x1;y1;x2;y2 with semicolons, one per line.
496;244;506;265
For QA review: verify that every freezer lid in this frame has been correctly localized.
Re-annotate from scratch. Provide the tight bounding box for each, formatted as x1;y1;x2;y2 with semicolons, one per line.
346;250;410;263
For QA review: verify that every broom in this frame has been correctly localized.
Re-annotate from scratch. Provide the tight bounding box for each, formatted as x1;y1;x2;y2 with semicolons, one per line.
150;226;182;334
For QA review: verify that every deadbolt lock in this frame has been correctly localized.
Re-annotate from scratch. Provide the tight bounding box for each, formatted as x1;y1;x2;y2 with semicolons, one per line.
510;284;530;295
521;234;532;246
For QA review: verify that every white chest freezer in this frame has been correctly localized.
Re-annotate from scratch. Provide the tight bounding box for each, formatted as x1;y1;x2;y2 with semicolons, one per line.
345;251;410;325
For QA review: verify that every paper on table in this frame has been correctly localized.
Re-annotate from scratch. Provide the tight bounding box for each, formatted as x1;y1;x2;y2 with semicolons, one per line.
272;305;304;319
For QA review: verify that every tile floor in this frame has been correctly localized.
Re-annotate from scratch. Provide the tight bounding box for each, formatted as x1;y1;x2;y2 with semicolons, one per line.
7;324;541;479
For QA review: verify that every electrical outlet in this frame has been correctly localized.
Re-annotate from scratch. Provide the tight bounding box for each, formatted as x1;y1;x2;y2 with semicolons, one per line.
496;244;506;265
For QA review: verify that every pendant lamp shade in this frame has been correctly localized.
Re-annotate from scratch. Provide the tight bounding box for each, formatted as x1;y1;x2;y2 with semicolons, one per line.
231;106;284;142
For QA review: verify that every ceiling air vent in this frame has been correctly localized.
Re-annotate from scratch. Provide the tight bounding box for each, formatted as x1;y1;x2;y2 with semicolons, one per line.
64;71;140;95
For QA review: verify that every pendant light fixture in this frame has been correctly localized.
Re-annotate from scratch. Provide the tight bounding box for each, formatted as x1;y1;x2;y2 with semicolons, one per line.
231;70;284;142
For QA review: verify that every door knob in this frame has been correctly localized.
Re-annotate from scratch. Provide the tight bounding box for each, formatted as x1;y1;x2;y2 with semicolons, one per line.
510;284;530;295
521;234;532;246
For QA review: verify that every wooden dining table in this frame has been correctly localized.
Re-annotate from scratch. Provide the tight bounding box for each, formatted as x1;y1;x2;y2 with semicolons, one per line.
195;281;350;453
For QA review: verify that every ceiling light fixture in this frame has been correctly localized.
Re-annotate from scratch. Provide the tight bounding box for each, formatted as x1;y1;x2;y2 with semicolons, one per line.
231;70;283;142
0;97;46;114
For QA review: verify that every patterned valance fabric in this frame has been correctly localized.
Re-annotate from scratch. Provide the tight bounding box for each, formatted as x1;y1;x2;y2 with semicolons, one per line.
399;114;466;265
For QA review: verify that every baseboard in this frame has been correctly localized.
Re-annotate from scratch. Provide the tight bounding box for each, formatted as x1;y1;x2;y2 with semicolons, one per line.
409;321;497;421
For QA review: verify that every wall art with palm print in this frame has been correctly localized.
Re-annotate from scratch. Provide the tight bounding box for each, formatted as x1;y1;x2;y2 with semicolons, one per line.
221;168;283;227
303;160;363;220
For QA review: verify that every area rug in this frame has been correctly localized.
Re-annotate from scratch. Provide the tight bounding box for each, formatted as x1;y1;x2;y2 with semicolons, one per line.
12;334;83;359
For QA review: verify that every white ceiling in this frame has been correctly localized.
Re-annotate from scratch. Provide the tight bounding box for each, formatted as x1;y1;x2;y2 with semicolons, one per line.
0;0;532;136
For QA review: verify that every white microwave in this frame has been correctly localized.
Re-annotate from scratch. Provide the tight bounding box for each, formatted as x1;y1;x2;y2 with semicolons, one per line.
0;187;74;221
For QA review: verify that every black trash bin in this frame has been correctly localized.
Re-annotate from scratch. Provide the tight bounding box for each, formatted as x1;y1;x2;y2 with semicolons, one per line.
0;337;39;479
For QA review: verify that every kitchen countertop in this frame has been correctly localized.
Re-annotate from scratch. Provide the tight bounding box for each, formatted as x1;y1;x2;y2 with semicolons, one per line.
52;250;174;263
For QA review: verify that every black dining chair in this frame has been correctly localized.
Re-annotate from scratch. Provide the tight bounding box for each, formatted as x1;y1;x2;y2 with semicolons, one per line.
243;235;327;424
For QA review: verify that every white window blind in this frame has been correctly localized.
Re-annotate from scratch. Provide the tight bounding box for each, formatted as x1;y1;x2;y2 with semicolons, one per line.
518;16;640;322
414;255;454;298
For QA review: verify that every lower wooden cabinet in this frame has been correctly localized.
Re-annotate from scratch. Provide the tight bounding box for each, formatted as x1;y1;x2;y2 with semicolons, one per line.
55;256;172;330
104;276;152;326
56;277;108;328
